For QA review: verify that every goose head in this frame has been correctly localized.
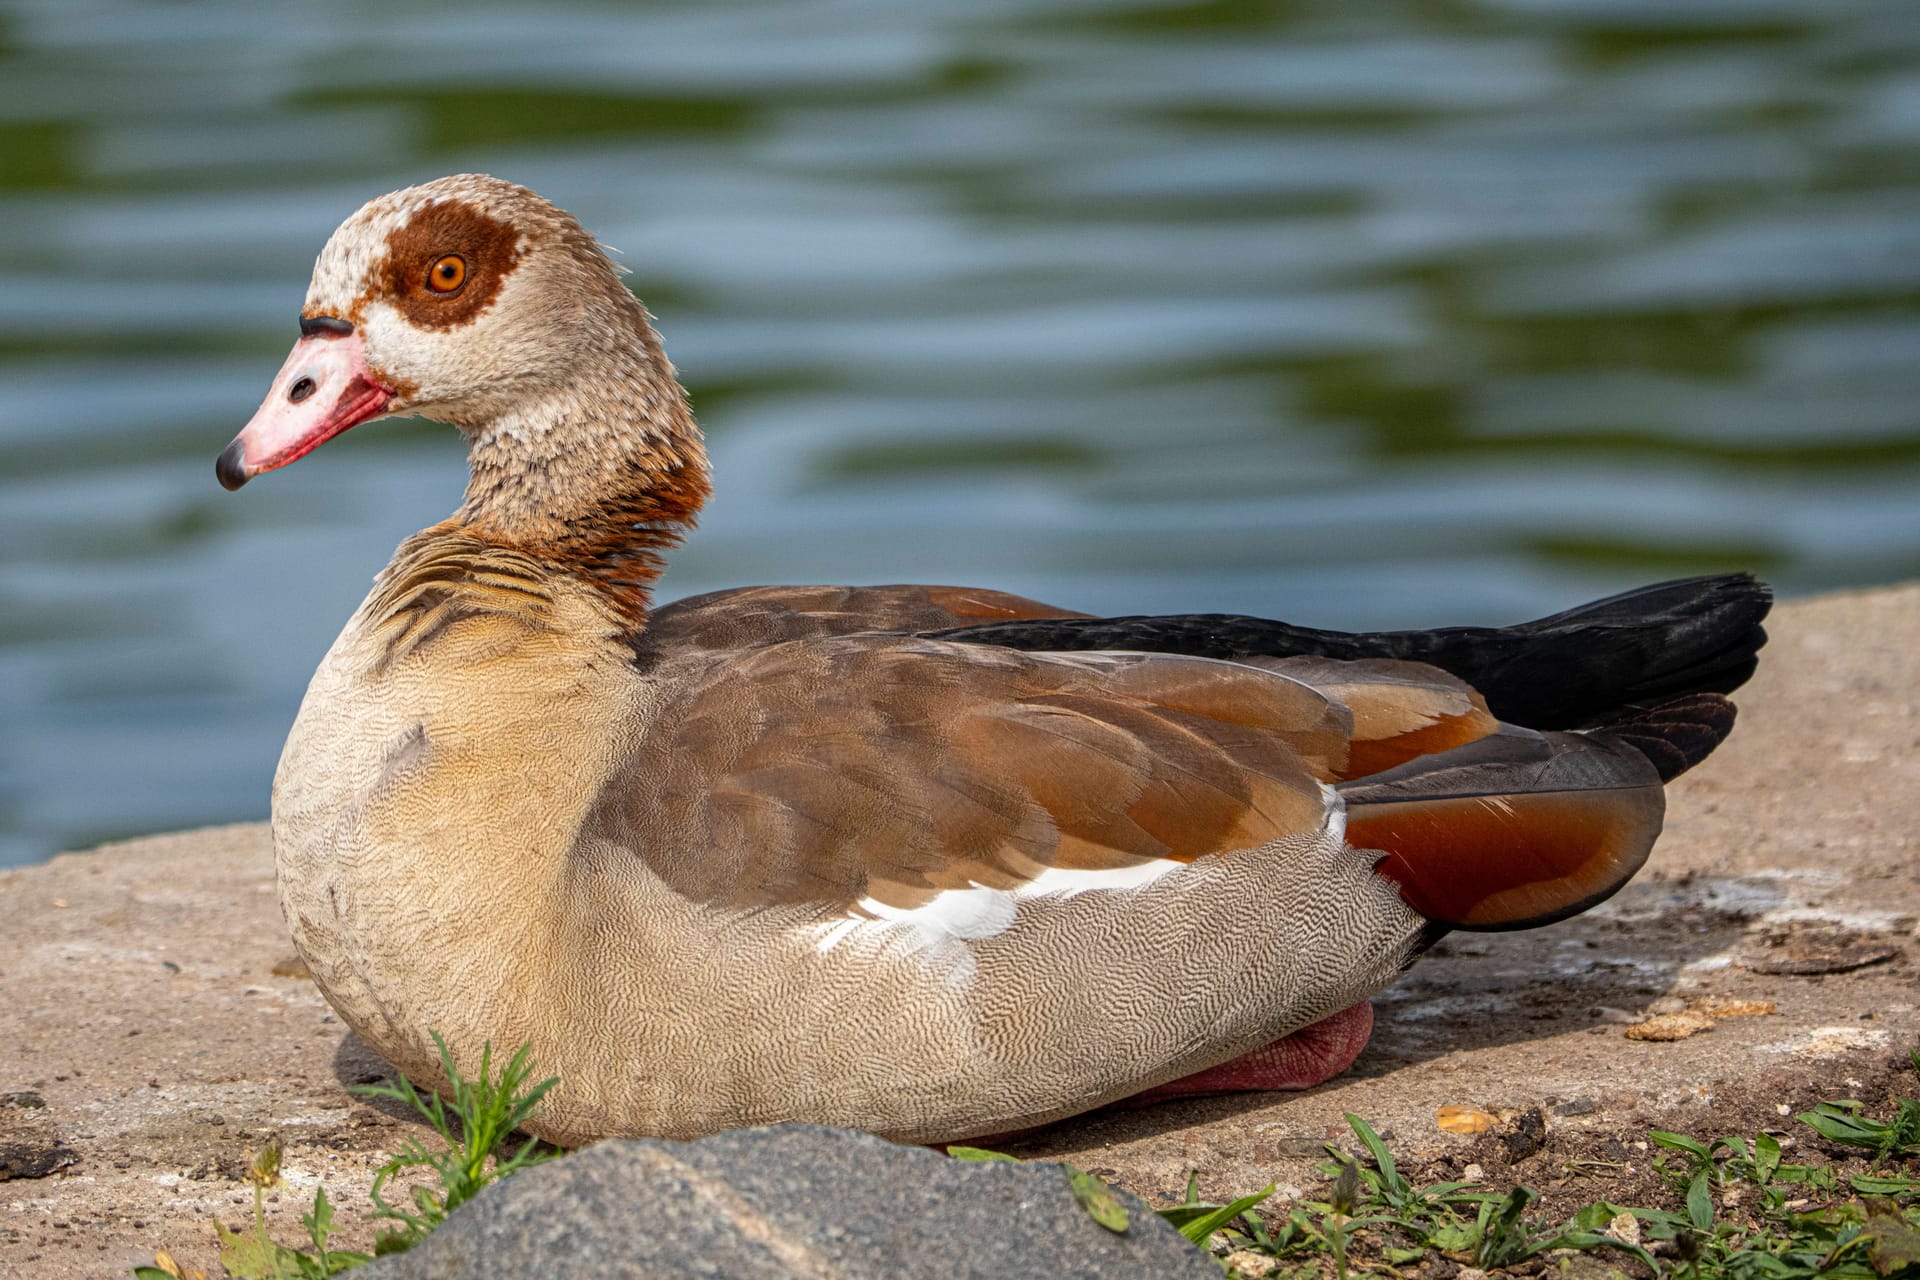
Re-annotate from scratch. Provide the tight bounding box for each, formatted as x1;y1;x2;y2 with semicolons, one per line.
219;173;672;492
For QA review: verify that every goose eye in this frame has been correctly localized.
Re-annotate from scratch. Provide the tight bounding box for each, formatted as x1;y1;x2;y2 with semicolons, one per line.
425;254;467;294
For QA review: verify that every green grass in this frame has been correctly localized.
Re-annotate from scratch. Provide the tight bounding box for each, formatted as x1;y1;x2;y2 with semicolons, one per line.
135;1034;558;1280
964;1054;1920;1278
137;1044;1920;1279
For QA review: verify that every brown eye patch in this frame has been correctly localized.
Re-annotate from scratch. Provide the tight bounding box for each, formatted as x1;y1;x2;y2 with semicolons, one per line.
379;200;522;331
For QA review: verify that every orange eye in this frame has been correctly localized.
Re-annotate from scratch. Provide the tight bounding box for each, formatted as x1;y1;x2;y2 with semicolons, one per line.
426;254;467;294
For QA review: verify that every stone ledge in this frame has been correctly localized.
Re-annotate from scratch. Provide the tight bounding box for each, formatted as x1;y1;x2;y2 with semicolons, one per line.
3;584;1917;1278
358;1125;1218;1279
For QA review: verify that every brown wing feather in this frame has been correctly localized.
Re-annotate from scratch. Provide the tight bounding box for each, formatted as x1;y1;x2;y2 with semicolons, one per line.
1254;656;1500;779
602;620;1675;928
642;584;1088;654
586;636;1343;912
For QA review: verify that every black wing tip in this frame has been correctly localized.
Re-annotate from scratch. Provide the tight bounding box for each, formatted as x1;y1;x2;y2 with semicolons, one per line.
1596;692;1740;782
1680;573;1775;636
1523;572;1774;633
1505;574;1773;725
924;574;1776;734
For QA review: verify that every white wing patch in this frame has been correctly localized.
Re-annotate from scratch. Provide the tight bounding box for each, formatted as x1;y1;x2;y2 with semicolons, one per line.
1020;858;1185;896
858;885;1017;941
1320;782;1348;843
811;782;1345;962
811;856;1192;965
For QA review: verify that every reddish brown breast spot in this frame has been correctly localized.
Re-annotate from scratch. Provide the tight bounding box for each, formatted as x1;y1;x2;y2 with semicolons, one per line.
378;200;524;331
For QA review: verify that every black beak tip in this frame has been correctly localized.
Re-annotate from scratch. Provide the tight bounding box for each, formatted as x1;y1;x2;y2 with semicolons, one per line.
216;439;250;491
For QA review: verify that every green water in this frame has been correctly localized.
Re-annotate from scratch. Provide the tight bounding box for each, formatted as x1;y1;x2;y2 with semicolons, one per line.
1;0;1917;863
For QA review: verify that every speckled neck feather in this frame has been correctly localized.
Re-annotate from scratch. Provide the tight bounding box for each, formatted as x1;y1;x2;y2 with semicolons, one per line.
296;173;712;630
454;289;709;627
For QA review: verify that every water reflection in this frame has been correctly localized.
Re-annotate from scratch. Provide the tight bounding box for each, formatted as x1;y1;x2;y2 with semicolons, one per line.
1;0;1917;864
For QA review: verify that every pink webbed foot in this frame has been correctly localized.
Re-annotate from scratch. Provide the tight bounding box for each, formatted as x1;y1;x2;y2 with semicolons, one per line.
1117;1000;1374;1107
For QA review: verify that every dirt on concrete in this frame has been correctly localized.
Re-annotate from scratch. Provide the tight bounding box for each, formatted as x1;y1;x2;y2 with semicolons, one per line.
3;584;1917;1278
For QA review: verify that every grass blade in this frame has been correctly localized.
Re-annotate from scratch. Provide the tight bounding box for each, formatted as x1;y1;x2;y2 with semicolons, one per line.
1066;1166;1132;1234
1171;1184;1276;1246
1346;1113;1403;1201
946;1146;1017;1163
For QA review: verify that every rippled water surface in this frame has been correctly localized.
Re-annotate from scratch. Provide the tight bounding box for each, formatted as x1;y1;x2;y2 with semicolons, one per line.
3;0;1918;864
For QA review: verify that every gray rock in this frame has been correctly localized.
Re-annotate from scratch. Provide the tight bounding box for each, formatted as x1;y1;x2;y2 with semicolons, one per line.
360;1124;1218;1279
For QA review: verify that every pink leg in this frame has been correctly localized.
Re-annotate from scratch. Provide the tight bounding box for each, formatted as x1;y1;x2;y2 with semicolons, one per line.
1116;1000;1374;1107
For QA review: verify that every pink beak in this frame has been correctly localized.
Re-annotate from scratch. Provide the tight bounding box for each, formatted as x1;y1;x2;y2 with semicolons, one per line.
217;321;394;490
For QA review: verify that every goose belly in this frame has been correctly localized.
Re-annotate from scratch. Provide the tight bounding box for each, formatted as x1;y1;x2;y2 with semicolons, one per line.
530;829;1423;1145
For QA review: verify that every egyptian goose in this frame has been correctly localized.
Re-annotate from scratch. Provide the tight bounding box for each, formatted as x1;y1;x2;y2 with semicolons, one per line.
219;174;1769;1147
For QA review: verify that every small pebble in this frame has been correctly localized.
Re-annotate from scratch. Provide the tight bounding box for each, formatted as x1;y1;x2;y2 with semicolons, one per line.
1435;1104;1497;1135
1626;1011;1715;1041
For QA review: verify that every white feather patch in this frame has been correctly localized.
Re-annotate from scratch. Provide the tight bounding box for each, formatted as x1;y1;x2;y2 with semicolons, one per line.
811;856;1192;962
810;783;1344;958
857;886;1017;941
1320;781;1348;843
1018;859;1184;896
